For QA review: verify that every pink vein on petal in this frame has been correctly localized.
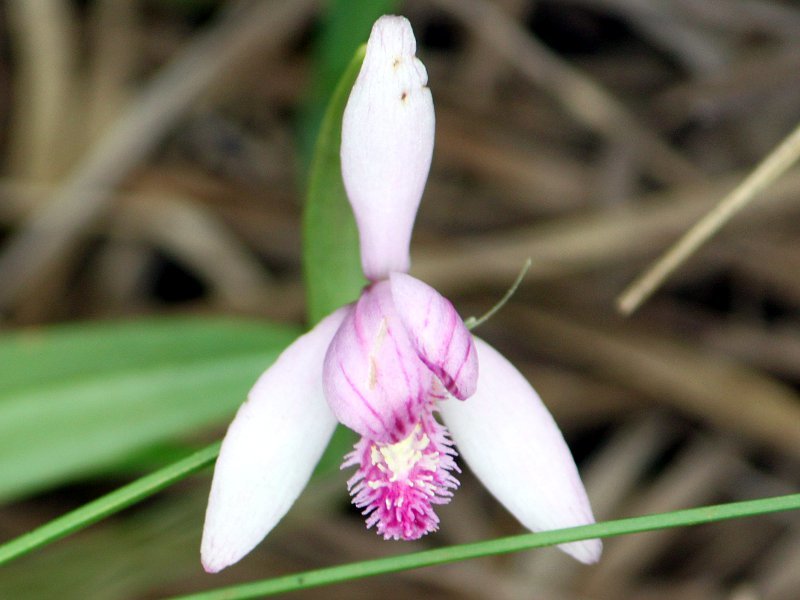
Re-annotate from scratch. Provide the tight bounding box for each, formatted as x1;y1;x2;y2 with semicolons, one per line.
451;338;473;389
341;362;386;434
439;306;457;362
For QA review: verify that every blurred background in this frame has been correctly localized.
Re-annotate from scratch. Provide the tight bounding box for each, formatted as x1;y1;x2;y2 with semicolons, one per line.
1;0;800;598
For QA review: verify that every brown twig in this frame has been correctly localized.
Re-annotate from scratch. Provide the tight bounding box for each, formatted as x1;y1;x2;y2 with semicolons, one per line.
430;0;706;187
6;0;78;181
617;119;800;315
0;0;317;315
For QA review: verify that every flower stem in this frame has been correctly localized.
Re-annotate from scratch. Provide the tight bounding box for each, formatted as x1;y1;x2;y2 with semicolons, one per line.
465;258;531;330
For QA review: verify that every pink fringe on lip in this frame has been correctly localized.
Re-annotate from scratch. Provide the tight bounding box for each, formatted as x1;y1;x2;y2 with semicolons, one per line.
342;410;459;540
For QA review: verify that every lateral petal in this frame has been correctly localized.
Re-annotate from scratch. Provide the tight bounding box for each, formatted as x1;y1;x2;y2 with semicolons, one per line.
390;272;477;400
201;309;347;573
341;15;434;280
323;281;430;443
439;337;602;564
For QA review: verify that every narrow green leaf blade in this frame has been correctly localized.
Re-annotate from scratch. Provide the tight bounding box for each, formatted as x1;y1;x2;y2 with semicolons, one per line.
0;317;293;394
0;442;219;566
0;318;299;500
303;45;367;325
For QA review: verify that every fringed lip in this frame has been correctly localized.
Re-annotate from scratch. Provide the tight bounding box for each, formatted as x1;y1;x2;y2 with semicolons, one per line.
343;411;460;540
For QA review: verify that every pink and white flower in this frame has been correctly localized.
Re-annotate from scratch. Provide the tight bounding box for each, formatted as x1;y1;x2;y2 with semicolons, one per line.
201;15;601;573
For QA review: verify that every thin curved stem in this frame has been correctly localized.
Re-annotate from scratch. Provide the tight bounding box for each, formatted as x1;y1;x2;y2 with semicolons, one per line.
172;493;800;599
0;442;220;566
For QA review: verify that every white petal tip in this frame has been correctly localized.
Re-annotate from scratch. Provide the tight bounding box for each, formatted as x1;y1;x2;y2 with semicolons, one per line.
201;560;222;574
371;15;415;53
201;533;254;573
200;545;232;574
560;538;603;564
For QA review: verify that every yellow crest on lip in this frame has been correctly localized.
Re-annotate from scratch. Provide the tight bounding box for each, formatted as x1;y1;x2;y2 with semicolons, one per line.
369;423;431;485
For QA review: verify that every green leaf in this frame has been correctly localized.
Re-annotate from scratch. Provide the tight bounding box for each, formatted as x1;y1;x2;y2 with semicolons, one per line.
303;44;367;325
169;493;800;599
0;318;299;501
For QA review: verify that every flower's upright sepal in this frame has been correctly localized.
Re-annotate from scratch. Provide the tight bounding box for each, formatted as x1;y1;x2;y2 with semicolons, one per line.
323;281;430;443
201;309;348;573
390;273;477;399
341;15;434;281
439;337;602;564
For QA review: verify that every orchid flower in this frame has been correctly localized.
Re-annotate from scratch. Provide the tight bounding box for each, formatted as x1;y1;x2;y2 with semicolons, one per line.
201;15;601;573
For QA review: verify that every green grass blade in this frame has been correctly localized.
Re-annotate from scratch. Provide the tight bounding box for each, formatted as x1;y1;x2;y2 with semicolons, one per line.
302;45;367;325
0;442;220;566
170;493;800;599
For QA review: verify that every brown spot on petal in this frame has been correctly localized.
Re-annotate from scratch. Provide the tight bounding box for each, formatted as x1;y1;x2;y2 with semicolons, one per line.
368;356;378;390
367;318;389;389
